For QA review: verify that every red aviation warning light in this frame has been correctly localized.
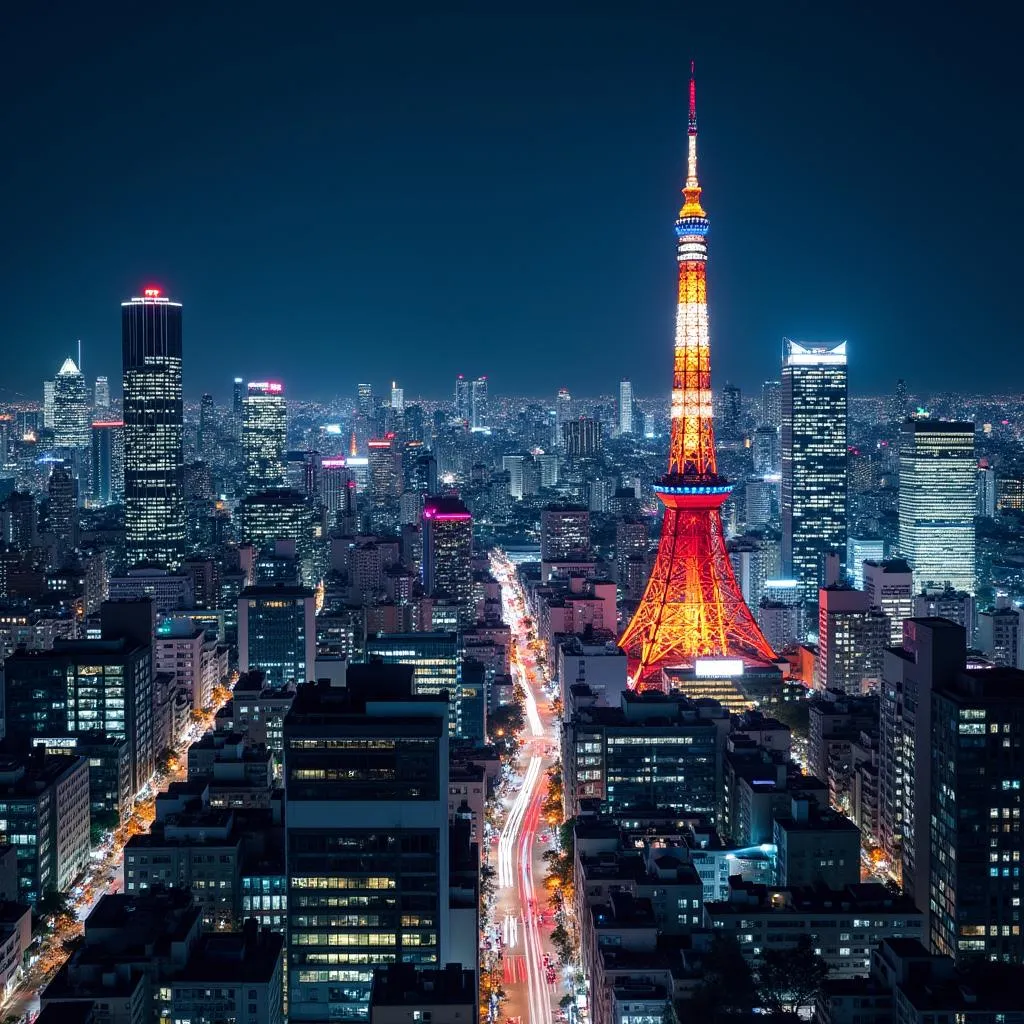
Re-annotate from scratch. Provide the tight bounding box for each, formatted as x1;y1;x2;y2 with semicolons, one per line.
617;64;776;689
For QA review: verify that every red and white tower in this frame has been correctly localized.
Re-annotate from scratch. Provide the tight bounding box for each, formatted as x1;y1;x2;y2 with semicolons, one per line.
618;65;776;686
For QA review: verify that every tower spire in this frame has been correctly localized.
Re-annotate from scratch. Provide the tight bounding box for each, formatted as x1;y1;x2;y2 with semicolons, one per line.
682;60;703;214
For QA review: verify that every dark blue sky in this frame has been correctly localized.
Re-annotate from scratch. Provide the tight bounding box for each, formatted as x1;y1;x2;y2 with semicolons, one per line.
1;4;1019;401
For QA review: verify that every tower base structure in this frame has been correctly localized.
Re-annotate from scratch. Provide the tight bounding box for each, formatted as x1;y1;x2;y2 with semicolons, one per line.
618;475;777;688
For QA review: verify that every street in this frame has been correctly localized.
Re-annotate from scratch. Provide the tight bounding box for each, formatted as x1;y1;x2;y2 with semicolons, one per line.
490;551;565;1024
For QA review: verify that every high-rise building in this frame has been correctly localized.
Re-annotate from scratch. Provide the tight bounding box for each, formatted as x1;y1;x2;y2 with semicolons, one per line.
617;67;775;685
422;497;473;621
817;585;889;694
238;584;316;685
913;586;975;640
320;457;356;516
3;636;154;795
453;375;470;422
122;287;185;569
555;387;572;447
53;357;90;450
618;380;634;436
237;489;316;586
930;663;1024;961
2;491;37;553
878;617;964;912
541;505;590;562
862;558;914;645
283;668;451;1020
364;632;471;739
781;338;848;600
561;417;603;457
890;378;908;423
718;382;742;441
977;593;1023;669
198;392;215;460
502;455;525;500
43;379;55;428
760;379;782;428
357;382;374;419
752;425;780;476
47;461;78;563
898;420;975;595
976;459;997;517
470;376;488;430
232;376;244;435
94;375;110;409
390;381;405;415
846;537;885;591
368;434;402;507
243;381;287;494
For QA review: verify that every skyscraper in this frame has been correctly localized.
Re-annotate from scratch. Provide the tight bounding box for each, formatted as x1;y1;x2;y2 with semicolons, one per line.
357;382;374;419
453;374;470;422
283;668;451;1020
618;67;775;686
760;379;781;428
619;380;634;436
90;420;124;505
238;583;316;685
890;378;909;423
198;392;215;460
422;497;473;621
243;381;287;494
43;380;55;428
846;537;885;591
561;417;603;457
368;434;402;507
555;387;572;447
122;287;185;569
863;558;914;645
470;376;488;430
232;376;244;436
94;375;110;409
816;585;889;694
47;461;79;563
390;381;405;415
541;505;590;562
53;357;90;450
718;382;741;441
898;420;975;595
781;338;848;600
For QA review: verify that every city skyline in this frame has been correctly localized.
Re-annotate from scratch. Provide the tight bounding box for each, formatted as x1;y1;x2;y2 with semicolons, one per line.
2;8;1022;398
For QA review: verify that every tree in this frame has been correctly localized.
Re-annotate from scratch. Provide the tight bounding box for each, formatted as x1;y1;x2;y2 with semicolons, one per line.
550;923;573;965
689;933;758;1019
155;747;178;776
756;935;829;1016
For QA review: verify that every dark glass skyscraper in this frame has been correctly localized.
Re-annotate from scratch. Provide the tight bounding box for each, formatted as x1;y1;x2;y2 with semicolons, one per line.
122;288;185;568
781;338;848;600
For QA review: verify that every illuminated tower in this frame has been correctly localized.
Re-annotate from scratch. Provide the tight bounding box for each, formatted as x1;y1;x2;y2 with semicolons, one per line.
618;66;775;686
243;381;287;494
122;287;185;569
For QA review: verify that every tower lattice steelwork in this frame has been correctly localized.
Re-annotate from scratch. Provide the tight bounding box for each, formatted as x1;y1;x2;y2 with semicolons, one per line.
618;66;776;686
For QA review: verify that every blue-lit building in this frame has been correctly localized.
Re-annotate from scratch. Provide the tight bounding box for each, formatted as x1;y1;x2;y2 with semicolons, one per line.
238;584;316;686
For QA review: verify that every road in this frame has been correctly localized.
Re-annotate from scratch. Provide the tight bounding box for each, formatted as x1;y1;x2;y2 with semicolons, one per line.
2;709;221;1024
491;551;564;1024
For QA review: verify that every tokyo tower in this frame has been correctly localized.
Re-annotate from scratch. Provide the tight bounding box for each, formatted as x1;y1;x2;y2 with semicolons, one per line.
618;65;776;687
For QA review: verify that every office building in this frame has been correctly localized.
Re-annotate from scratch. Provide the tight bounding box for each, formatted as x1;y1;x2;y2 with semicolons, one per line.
0;751;91;905
154;618;223;712
878;618;965;914
817;586;889;694
977;593;1023;669
541;505;590;562
283;667;451;1020
454;374;470;422
370;964;477;1024
618;380;633;435
171;922;285;1024
369;435;403;506
914;586;976;640
365;631;472;739
562;417;603;457
42;379;55;428
863;558;914;645
239;584;316;686
390;380;404;414
53;357;90;451
244;381;287;494
422;497;473;621
781;339;848;600
931;665;1024;961
977;459;998;517
122;287;186;568
773;798;861;889
761;379;782;428
563;690;724;821
752;425;780;475
231;375;244;433
90;419;124;505
899;420;976;594
718;382;742;440
3;637;155;795
846;537;885;591
47;461;78;563
320;456;356;515
237;489;316;585
555;387;572;446
197;391;215;459
358;382;374;419
470;376;488;430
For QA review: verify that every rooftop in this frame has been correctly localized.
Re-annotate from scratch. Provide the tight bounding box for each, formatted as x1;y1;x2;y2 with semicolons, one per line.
371;963;477;1008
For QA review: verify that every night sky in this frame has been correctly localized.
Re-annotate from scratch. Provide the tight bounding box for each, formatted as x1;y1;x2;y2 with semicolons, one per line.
1;4;1020;401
